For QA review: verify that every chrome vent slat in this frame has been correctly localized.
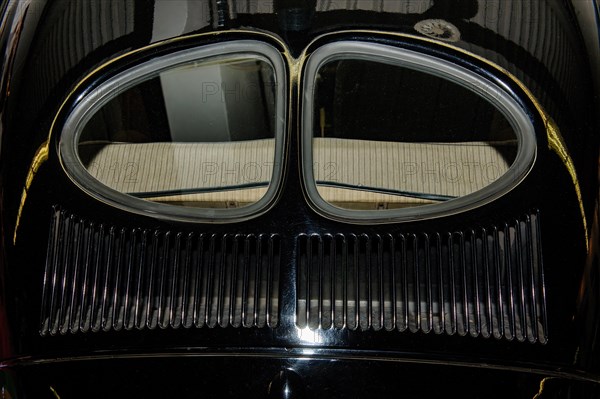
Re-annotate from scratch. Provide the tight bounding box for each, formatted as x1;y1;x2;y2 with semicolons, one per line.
296;212;547;343
41;208;281;336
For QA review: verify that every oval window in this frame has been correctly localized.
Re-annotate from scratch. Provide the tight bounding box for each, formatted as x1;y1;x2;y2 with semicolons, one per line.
60;41;286;222
302;42;536;222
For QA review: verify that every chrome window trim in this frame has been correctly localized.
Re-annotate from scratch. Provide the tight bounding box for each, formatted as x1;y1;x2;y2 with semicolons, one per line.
59;40;287;223
301;41;537;223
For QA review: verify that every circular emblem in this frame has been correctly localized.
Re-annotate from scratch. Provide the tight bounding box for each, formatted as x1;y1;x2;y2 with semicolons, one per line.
414;19;461;42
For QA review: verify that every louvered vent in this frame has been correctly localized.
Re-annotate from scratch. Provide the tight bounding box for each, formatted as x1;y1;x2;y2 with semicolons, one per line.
296;212;547;343
41;208;281;336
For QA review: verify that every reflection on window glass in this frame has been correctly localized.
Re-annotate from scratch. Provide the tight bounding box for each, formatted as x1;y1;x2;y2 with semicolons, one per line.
312;58;518;210
78;56;277;209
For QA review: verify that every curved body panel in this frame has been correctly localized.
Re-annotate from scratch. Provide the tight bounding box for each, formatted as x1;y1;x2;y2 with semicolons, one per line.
0;1;598;396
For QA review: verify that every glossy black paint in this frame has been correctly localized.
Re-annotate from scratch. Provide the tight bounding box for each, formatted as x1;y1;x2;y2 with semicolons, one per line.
0;355;587;398
0;0;598;396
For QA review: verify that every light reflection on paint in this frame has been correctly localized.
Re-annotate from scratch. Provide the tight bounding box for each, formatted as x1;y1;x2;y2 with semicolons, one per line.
296;326;324;344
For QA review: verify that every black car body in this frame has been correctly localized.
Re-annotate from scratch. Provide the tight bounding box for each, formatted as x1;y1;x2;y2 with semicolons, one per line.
0;0;599;397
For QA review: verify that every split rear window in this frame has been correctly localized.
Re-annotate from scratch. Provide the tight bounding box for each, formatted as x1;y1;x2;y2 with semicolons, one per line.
60;41;286;222
302;42;535;221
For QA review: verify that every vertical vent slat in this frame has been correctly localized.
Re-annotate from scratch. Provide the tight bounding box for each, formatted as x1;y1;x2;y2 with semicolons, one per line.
111;228;126;331
511;221;526;342
320;235;331;330
408;235;419;333
445;233;457;335
532;213;548;344
57;215;75;335
227;235;239;328
383;235;395;332
50;211;68;335
296;212;547;344
167;232;179;329
52;217;74;334
41;209;281;335
377;236;386;331
216;235;228;328
99;227;114;332
248;235;259;328
352;235;360;331
458;233;469;337
397;235;408;332
90;224;105;333
487;228;504;339
146;232;160;330
122;229;136;331
67;219;84;333
254;235;263;327
181;233;195;329
338;236;346;329
480;230;492;339
40;210;59;335
79;222;95;333
133;230;147;330
432;235;442;334
421;234;432;334
156;232;170;329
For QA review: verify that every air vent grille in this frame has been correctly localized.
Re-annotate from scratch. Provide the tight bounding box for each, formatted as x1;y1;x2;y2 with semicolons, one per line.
296;213;547;343
41;208;281;336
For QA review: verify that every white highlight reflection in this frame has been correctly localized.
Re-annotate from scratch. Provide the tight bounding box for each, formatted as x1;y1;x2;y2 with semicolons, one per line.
296;326;324;345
